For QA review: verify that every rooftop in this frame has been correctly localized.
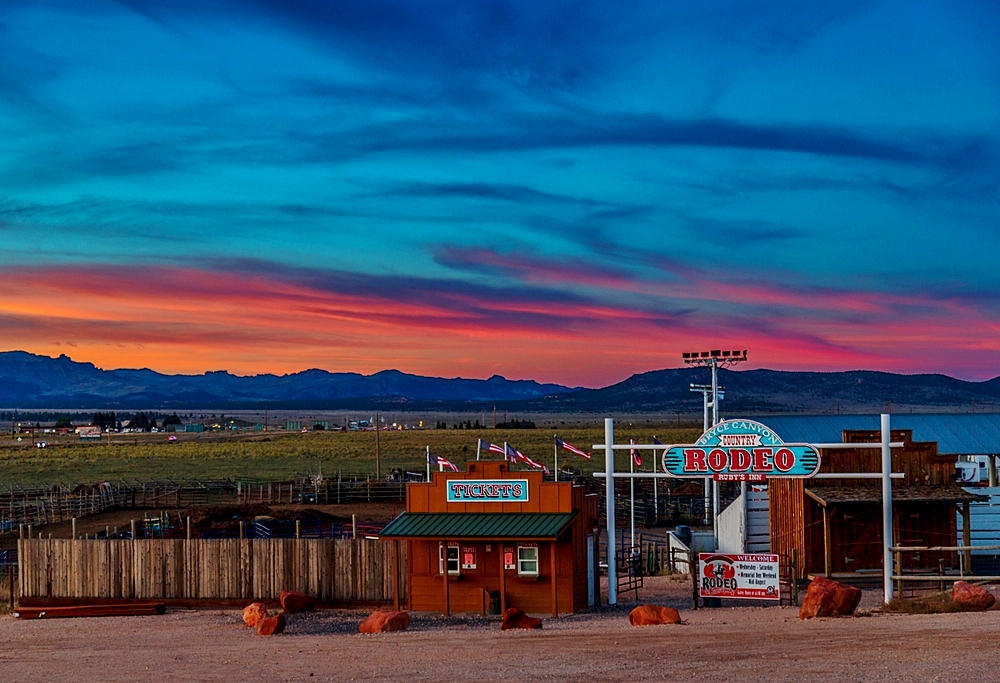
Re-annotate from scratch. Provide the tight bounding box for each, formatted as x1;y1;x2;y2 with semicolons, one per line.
379;512;577;539
753;414;1000;455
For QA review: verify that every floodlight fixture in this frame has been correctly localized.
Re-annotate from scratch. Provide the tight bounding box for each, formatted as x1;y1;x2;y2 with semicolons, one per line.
682;349;747;368
682;348;747;428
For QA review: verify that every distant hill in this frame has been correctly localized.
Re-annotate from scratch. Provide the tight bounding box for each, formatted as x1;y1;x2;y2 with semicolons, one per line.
1;351;998;413
525;367;1000;414
0;351;577;408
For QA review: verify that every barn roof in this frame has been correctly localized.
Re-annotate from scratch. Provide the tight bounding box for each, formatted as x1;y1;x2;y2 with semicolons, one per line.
804;486;988;506
751;414;1000;455
379;512;576;539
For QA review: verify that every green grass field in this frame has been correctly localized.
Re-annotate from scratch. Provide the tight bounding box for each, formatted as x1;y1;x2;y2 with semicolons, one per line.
0;426;702;485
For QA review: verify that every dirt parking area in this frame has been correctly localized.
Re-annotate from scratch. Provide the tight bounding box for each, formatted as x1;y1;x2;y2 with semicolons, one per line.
2;576;997;682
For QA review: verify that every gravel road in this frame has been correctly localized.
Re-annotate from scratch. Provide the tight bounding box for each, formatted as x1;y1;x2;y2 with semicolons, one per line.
2;577;996;682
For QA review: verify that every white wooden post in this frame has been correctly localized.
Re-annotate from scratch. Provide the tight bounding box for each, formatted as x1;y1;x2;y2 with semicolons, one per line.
881;413;894;604
605;418;616;605
554;438;559;482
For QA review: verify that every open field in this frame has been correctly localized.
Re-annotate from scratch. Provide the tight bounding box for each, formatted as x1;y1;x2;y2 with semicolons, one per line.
2;576;998;682
0;427;701;485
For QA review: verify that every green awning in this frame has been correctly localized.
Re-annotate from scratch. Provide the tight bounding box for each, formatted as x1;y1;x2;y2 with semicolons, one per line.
379;512;577;539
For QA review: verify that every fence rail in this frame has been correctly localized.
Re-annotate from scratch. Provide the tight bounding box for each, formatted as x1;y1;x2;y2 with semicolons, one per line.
17;538;406;604
0;478;408;533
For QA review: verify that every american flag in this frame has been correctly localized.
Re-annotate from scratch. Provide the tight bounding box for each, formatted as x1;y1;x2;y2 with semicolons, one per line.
506;443;549;474
428;451;459;472
479;439;506;456
630;439;642;467
554;437;590;459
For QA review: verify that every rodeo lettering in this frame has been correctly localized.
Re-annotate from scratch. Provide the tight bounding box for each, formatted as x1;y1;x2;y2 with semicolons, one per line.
448;482;525;500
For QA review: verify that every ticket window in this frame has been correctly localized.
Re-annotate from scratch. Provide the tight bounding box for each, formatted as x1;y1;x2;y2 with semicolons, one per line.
439;545;460;575
517;545;539;576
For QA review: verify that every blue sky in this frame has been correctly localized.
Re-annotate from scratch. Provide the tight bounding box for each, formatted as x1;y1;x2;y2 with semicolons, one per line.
1;1;998;385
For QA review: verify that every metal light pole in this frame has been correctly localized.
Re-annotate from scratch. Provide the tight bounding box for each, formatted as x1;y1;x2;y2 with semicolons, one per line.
690;382;724;526
683;350;748;548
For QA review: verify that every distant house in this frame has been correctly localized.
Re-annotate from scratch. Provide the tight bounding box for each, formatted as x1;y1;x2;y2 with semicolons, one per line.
75;426;101;439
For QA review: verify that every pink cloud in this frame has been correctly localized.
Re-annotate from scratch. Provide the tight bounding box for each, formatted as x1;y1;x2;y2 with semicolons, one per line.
0;260;997;385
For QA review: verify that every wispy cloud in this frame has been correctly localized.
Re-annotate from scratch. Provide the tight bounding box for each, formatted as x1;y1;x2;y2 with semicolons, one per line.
0;1;998;383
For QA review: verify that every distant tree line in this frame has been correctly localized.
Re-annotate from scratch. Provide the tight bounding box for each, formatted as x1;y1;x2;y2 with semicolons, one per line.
435;420;484;429
495;419;535;429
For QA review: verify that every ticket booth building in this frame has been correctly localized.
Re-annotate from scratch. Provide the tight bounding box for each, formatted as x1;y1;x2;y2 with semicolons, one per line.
380;460;599;616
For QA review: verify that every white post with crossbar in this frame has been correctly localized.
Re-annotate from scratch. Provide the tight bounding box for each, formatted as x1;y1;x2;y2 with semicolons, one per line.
881;413;893;604
605;418;616;605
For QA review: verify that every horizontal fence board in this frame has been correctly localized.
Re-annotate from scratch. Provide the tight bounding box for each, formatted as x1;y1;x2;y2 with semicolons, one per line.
18;538;406;603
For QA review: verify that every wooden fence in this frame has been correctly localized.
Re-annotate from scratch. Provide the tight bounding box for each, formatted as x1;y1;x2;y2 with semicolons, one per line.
17;538;406;604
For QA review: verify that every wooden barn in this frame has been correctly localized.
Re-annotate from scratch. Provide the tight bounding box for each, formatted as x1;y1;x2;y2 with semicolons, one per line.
770;429;986;579
380;460;600;615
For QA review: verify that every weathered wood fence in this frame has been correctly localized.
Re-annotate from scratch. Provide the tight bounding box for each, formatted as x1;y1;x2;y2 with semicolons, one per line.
17;538;406;603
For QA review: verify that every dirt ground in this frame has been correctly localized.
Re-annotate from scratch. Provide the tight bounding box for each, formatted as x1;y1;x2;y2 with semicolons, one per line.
2;576;998;682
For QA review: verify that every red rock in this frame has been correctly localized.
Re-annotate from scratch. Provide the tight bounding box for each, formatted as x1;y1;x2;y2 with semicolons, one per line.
358;610;411;634
255;613;286;636
628;604;682;626
280;590;315;614
242;602;269;628
500;607;543;630
799;577;862;619
952;581;996;610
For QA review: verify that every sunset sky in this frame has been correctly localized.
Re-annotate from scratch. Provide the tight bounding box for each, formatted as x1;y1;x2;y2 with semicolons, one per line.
1;1;999;386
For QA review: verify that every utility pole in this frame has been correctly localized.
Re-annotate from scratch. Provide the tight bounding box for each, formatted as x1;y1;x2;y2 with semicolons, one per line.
375;411;381;479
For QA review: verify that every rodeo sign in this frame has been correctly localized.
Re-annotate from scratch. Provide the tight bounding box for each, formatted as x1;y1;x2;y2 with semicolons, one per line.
661;419;820;480
699;553;781;600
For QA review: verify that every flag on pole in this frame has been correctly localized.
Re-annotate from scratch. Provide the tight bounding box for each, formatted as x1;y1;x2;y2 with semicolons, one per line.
630;439;642;467
479;439;506;456
428;451;458;472
554;437;591;459
506;443;549;474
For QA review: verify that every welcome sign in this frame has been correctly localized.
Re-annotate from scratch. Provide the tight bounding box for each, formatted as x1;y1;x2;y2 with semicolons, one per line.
447;479;529;503
661;419;820;478
699;553;780;600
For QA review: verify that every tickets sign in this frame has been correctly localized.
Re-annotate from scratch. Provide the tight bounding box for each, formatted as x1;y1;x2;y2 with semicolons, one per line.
661;419;819;478
447;479;529;503
699;553;780;600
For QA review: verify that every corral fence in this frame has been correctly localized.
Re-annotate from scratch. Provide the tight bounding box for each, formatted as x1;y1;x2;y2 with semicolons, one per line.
0;476;408;532
0;487;129;533
17;538;406;604
596;479;740;528
891;543;1000;598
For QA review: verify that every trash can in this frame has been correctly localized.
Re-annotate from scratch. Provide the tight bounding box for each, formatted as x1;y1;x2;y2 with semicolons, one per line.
674;525;692;548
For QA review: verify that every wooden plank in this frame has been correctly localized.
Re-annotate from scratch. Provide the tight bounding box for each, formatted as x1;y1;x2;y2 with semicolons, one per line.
15;538;411;605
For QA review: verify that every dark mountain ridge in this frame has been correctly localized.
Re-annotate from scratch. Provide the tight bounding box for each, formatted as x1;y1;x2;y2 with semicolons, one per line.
0;351;577;407
1;351;998;413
